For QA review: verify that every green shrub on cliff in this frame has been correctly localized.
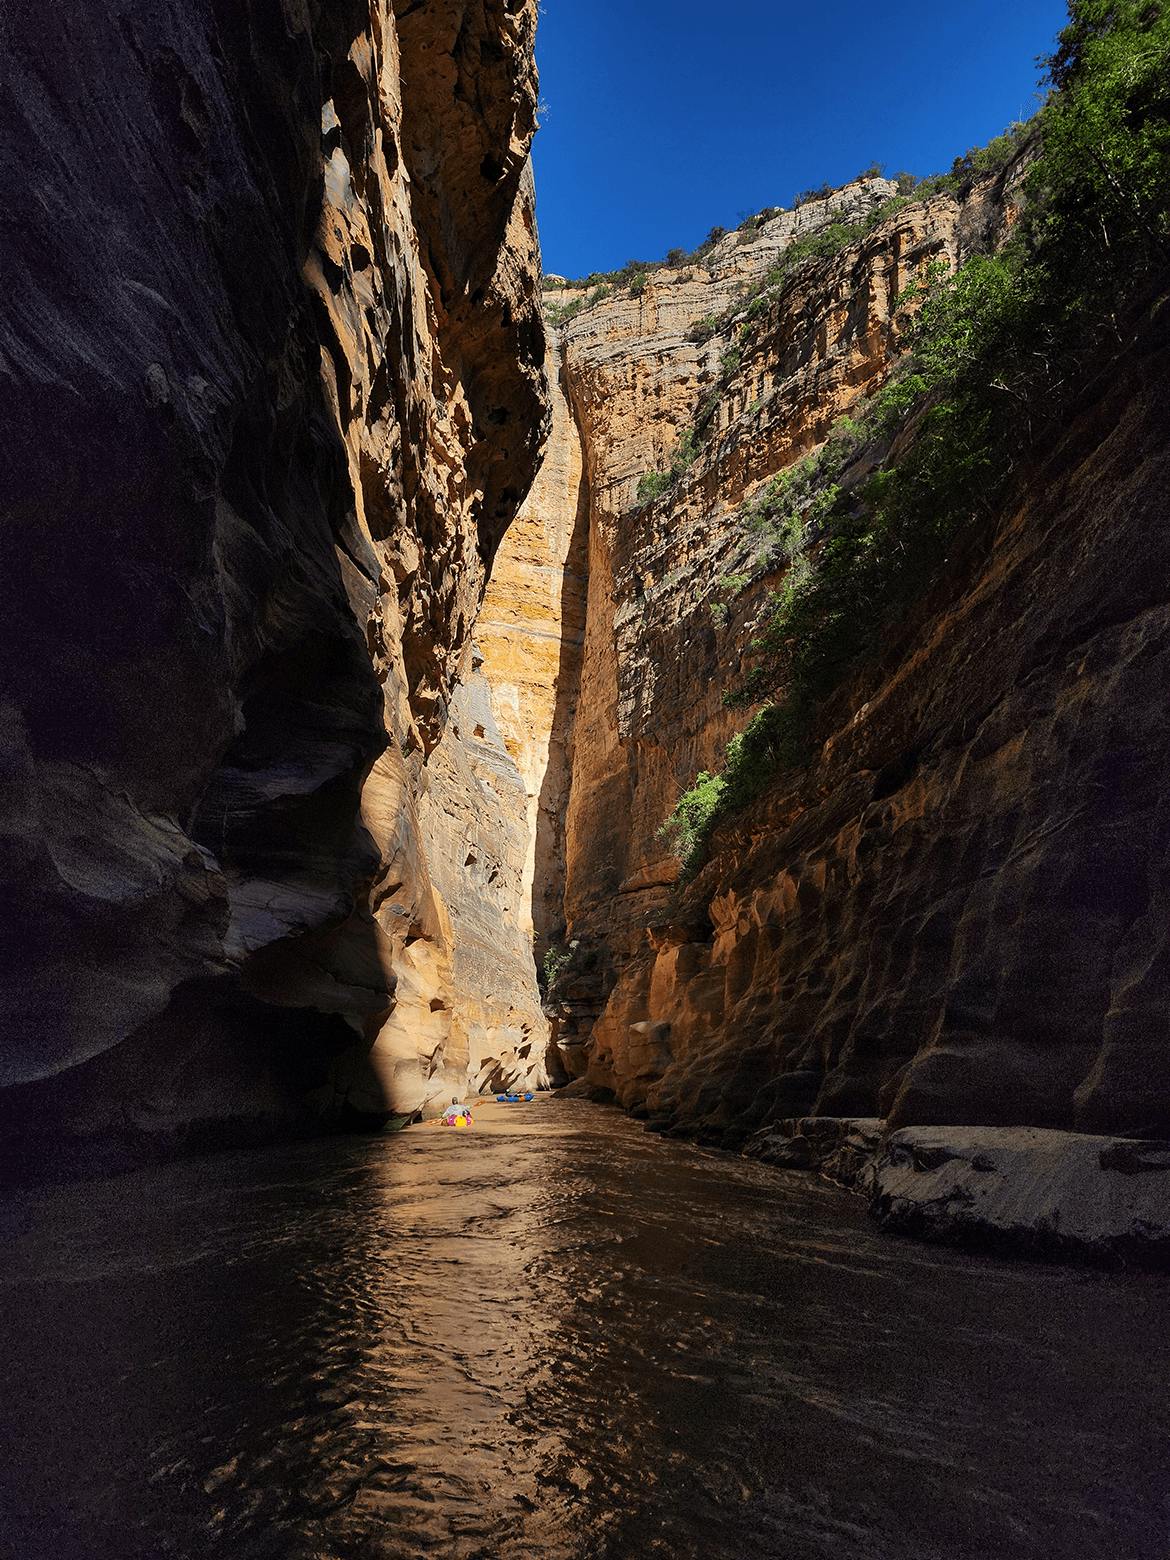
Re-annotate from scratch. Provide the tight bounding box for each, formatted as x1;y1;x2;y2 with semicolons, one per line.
726;239;1057;716
545;295;585;328
541;942;575;996
792;182;835;208
661;0;1170;876
635;428;701;505
636;470;672;503
686;313;720;344
768;221;861;281
681;191;924;380
659;705;807;874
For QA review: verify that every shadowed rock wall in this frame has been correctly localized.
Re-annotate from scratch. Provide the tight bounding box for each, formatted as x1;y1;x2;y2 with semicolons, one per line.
0;0;550;1167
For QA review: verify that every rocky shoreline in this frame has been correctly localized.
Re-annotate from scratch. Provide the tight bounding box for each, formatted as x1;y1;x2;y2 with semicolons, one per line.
753;1117;1170;1269
564;1080;1170;1269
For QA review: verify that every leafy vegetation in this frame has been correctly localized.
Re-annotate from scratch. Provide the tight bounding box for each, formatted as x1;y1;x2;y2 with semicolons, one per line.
680;191;924;372
706;572;751;628
544;226;732;304
635;427;700;505
770;219;871;276
636;470;673;503
544;294;586;328
662;0;1170;876
545;117;1034;323
540;941;575;996
792;181;835;208
544;279;620;326
657;704;806;869
685;313;721;344
545;173;908;310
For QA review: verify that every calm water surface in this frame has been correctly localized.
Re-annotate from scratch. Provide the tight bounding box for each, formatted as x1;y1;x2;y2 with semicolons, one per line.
0;1098;1167;1559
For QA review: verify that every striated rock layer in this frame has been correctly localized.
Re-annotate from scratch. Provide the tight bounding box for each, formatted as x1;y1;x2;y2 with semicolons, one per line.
416;340;588;1098
547;172;1170;1150
0;0;552;1168
547;179;976;1069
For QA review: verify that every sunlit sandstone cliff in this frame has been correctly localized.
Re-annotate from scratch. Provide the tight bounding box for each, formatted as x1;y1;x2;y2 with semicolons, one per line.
475;339;589;963
543;168;1170;1152
0;0;552;1165
545;177;976;1073
417;336;587;1096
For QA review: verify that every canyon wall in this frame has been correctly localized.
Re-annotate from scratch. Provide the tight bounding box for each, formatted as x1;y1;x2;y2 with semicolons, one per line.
548;170;1170;1146
3;4;1163;1180
0;0;553;1168
547;178;971;1068
418;338;588;1095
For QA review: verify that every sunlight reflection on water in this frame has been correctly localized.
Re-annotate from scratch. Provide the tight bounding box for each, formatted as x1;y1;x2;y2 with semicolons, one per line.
1;1099;1168;1559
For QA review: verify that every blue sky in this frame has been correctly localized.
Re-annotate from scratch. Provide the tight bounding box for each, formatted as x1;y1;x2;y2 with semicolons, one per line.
533;0;1070;278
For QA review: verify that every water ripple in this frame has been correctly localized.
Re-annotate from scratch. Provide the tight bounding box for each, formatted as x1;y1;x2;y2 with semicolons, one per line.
1;1099;1168;1559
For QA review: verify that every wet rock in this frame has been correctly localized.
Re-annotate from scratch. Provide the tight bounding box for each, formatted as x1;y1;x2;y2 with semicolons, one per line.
558;1079;616;1105
871;1127;1170;1269
746;1117;884;1183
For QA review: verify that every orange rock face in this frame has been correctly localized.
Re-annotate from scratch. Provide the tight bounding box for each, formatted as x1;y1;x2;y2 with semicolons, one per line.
543;169;1170;1144
475;341;589;961
548;181;966;1065
3;23;1164;1179
416;338;588;1095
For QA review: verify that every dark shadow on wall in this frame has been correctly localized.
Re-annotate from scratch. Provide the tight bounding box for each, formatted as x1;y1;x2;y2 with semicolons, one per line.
0;0;400;1178
529;349;590;969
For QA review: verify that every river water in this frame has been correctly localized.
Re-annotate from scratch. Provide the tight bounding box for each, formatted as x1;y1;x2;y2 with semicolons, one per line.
0;1098;1167;1559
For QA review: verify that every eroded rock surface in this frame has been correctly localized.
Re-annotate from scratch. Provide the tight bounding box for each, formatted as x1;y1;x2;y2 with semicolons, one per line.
476;339;589;965
869;1126;1170;1268
546;171;1170;1155
744;1117;1170;1267
0;0;551;1167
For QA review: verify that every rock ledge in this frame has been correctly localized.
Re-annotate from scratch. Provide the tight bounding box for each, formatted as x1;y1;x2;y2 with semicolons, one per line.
873;1125;1170;1269
749;1118;1170;1268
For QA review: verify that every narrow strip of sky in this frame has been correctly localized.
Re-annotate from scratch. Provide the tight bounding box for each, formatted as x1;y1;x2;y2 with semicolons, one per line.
533;0;1071;278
